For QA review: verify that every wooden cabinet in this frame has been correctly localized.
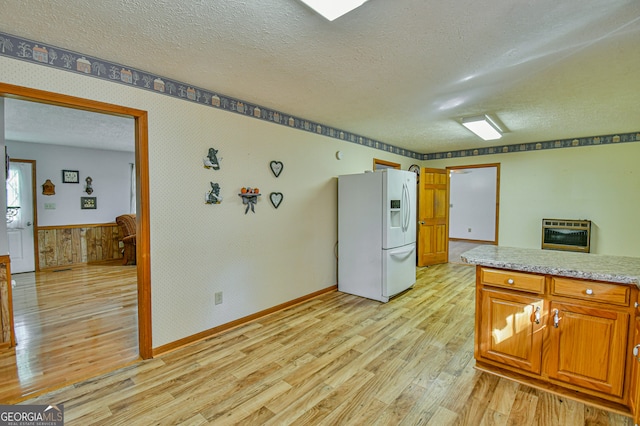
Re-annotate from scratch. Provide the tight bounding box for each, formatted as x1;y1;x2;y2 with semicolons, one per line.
629;315;640;424
475;266;637;413
546;300;628;397
477;287;544;373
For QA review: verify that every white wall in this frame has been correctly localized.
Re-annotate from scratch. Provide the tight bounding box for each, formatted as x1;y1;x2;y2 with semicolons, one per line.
428;143;640;256
449;166;497;241
6;141;134;226
0;55;414;347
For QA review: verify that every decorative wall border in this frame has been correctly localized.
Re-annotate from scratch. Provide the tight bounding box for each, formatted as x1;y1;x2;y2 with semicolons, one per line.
0;31;422;160
1;31;638;162
424;132;640;161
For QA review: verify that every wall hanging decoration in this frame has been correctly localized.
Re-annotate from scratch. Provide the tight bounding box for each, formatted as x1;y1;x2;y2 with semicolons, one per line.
269;161;283;177
205;182;223;204
62;169;79;183
239;187;261;214
81;197;97;209
269;192;283;209
42;179;55;195
85;176;94;194
203;148;221;170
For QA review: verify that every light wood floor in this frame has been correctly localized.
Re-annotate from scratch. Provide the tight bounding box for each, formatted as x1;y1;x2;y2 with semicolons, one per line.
448;241;486;264
0;262;139;403
17;263;631;425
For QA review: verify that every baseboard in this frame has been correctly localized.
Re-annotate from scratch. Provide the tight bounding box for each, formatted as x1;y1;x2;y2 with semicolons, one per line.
449;238;497;244
152;284;338;357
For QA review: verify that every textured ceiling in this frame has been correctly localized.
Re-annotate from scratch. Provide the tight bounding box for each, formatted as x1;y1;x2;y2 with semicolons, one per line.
4;98;135;152
2;0;640;154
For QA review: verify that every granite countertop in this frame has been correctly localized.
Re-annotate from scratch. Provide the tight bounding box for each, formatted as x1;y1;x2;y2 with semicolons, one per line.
461;245;640;285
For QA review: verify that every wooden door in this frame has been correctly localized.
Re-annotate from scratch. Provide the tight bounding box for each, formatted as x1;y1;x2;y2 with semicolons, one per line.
417;168;448;266
546;301;629;397
477;287;544;374
6;160;36;273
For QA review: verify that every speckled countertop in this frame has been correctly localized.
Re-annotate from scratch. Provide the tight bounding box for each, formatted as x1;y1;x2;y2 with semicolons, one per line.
461;246;640;286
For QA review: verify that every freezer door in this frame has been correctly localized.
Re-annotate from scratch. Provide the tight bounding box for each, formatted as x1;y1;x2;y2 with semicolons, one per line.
382;243;416;297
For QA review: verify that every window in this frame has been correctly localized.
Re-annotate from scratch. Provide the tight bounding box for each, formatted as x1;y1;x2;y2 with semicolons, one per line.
6;163;24;228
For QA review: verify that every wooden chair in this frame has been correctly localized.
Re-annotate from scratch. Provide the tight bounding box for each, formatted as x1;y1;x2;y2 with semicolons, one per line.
116;214;136;265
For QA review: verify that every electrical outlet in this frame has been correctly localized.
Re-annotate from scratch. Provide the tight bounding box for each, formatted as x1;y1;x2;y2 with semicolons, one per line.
215;291;223;305
44;203;56;210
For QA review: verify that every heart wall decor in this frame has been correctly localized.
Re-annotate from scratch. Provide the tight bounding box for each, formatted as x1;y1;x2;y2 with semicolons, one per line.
270;192;283;209
270;161;283;177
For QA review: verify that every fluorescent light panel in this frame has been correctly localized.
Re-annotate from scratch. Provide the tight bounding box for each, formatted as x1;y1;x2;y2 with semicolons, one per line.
462;115;502;140
299;0;369;21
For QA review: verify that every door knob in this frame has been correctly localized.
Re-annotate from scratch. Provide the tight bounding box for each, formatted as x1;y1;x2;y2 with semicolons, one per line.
419;221;425;225
26;222;32;226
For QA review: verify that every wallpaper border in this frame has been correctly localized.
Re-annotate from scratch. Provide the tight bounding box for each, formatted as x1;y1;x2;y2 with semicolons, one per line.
424;132;640;161
0;31;422;160
0;31;638;162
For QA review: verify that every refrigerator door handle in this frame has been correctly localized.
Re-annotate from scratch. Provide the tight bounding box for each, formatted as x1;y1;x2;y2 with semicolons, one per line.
403;182;410;232
401;182;407;232
406;183;410;232
389;246;416;258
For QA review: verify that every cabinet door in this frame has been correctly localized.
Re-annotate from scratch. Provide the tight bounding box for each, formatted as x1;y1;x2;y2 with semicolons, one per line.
546;301;629;397
477;287;544;374
630;316;640;423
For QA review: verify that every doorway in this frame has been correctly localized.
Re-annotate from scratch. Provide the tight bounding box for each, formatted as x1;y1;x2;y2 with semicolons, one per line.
0;82;152;401
447;163;500;263
447;163;500;244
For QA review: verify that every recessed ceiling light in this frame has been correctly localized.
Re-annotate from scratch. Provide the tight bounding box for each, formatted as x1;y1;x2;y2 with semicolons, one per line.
461;115;503;140
298;0;369;21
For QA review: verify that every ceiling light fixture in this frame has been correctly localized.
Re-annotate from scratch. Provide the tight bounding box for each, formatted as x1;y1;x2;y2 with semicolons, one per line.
461;115;503;141
298;0;369;21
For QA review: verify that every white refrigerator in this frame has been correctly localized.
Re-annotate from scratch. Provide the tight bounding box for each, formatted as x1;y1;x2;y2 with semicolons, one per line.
338;169;417;302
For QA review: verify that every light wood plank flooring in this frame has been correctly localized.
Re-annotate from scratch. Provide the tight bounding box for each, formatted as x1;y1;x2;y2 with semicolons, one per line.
448;240;488;264
18;263;631;425
0;263;139;403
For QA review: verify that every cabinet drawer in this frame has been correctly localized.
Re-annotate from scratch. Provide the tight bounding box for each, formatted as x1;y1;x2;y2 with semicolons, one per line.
552;278;630;306
480;268;545;293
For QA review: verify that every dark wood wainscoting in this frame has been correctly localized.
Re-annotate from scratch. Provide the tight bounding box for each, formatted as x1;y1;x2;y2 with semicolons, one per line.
37;223;123;270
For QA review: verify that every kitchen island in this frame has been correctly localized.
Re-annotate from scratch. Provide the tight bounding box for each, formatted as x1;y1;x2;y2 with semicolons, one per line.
462;245;640;424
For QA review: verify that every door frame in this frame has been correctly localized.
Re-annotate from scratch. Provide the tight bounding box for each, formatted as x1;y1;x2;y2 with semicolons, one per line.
373;158;401;170
446;163;500;245
0;82;152;359
7;158;38;272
